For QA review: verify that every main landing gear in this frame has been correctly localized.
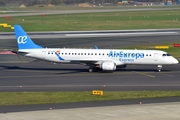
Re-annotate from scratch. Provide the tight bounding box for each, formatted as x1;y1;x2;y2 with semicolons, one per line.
89;65;94;72
89;68;93;72
88;65;101;72
157;65;162;72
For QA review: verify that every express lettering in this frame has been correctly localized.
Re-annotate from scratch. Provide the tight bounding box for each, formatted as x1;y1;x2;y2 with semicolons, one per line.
108;51;144;59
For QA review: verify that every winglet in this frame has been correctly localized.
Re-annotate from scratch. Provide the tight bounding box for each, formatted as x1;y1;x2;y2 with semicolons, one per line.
94;46;98;49
14;25;43;49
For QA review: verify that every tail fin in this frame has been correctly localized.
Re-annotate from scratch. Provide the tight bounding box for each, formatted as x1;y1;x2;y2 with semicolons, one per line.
14;25;43;49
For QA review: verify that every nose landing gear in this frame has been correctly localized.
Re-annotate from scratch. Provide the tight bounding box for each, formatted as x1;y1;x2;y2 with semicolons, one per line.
157;65;162;72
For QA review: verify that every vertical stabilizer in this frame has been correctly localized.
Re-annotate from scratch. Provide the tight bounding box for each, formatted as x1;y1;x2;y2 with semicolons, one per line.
14;25;43;49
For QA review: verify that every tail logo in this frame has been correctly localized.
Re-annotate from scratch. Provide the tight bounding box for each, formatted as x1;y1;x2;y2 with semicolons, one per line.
17;36;28;44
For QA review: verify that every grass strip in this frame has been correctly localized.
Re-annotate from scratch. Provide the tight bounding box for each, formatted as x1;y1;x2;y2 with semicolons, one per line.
0;6;178;11
0;9;180;32
0;91;180;106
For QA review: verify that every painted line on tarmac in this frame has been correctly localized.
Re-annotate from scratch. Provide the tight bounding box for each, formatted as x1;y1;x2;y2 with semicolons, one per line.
2;69;179;76
66;32;177;37
3;69;135;74
0;70;137;79
0;61;29;63
0;84;180;88
0;72;134;79
41;37;104;47
3;69;70;73
1;69;179;79
132;71;155;78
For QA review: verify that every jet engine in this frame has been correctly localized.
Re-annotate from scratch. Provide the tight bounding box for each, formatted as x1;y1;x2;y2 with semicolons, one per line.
101;62;116;71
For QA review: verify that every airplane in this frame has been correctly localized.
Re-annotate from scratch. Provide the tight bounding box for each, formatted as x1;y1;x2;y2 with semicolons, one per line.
13;25;179;72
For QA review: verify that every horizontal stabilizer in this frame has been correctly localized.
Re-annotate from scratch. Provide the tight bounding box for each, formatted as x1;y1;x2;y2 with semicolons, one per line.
11;50;29;54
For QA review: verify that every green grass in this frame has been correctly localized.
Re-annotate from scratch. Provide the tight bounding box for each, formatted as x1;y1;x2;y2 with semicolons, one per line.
0;9;180;32
0;91;180;106
1;5;178;11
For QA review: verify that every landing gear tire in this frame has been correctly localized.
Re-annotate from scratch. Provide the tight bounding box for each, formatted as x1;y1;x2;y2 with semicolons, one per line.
157;65;162;72
89;68;93;72
88;65;94;72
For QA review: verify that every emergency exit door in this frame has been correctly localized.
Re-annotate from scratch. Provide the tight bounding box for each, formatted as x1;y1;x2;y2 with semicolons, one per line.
42;51;46;59
154;53;158;61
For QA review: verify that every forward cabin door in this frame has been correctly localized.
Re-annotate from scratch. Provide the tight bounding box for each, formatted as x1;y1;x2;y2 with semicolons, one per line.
154;53;158;61
42;51;46;59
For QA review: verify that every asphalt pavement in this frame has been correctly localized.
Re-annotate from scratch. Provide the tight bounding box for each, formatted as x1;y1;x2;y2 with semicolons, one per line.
0;25;180;119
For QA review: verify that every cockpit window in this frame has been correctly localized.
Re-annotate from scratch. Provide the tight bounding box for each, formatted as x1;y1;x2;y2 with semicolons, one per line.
162;53;171;56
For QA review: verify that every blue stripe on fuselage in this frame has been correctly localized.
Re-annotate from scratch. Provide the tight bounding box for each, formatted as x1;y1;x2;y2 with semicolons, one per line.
55;52;64;61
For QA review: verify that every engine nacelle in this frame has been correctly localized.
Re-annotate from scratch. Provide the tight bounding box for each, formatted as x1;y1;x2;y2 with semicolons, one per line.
101;62;116;71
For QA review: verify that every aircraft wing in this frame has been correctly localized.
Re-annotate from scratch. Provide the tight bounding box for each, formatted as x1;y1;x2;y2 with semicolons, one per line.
69;60;97;65
69;59;124;66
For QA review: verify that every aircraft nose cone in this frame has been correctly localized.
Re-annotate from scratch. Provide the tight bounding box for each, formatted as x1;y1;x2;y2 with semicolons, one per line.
172;58;179;64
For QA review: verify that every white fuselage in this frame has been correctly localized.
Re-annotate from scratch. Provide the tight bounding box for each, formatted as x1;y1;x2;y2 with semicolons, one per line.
19;48;179;66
